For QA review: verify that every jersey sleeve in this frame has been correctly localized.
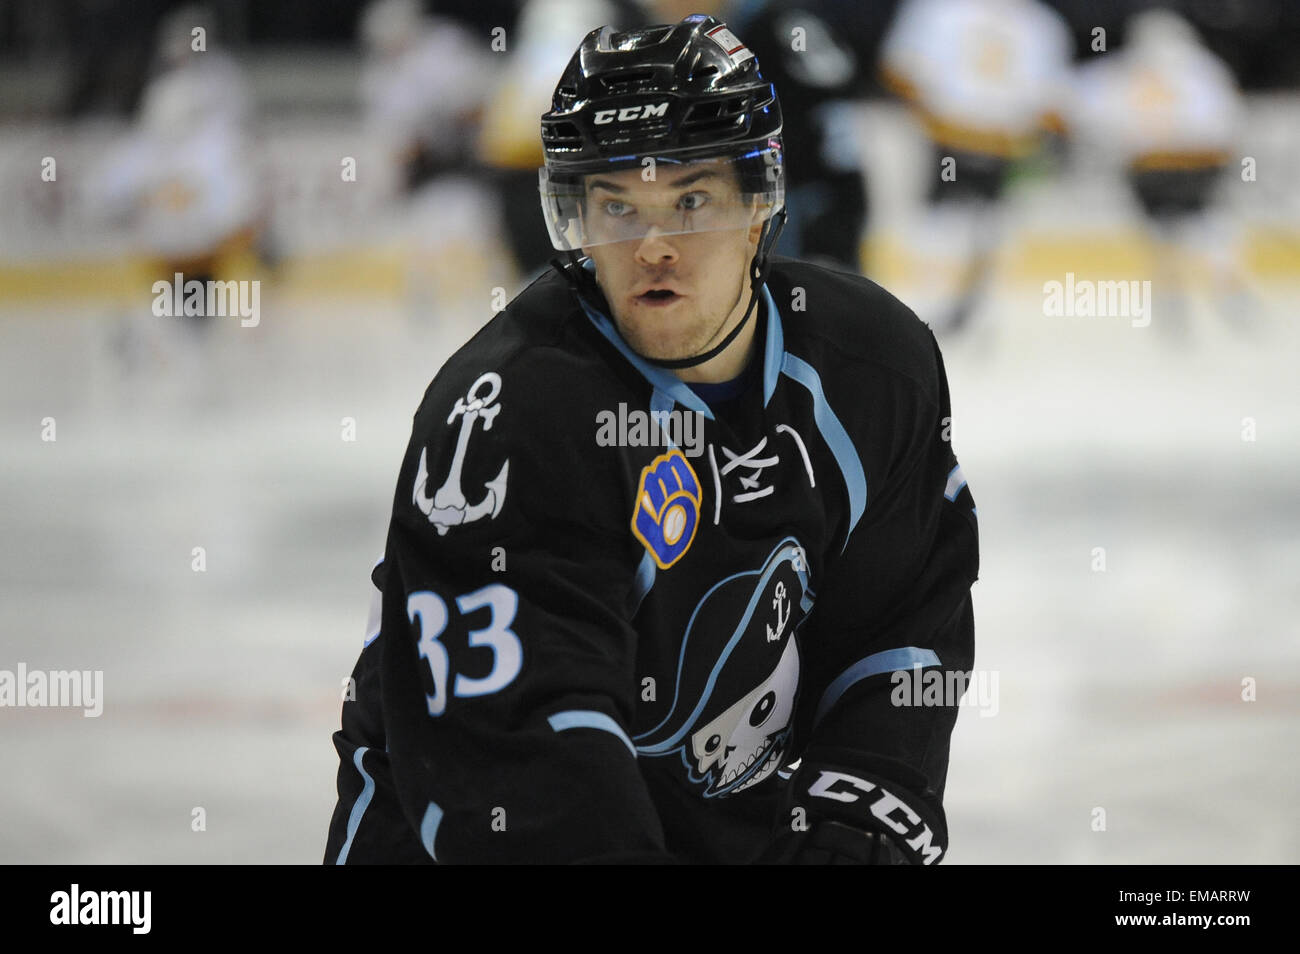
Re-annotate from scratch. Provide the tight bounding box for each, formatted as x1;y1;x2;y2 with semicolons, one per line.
374;360;672;863
788;327;979;864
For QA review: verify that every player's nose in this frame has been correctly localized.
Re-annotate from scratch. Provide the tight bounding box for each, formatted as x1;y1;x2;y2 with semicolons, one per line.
633;226;679;266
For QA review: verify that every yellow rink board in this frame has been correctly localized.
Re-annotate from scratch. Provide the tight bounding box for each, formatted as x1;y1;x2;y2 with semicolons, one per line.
1;229;1297;305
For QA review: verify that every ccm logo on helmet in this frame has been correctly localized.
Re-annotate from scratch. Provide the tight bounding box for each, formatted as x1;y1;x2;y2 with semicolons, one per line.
593;102;670;124
806;769;943;864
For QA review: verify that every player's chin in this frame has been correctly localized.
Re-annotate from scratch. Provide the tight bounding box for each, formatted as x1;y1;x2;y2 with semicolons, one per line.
622;325;700;363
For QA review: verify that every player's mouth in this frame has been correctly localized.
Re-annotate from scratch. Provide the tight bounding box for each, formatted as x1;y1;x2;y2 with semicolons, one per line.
633;287;684;308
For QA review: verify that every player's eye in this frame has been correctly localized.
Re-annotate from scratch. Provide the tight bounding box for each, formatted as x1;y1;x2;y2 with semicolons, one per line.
678;191;709;212
704;733;722;754
602;199;634;218
749;690;777;727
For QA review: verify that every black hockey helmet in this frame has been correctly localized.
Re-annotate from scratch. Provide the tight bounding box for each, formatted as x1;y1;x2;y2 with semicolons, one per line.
541;14;782;167
539;15;786;369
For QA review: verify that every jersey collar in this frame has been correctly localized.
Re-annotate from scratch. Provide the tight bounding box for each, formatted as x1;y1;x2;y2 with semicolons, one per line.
576;259;786;415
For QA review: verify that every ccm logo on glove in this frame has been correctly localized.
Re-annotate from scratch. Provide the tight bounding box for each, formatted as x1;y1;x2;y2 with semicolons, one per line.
806;769;942;864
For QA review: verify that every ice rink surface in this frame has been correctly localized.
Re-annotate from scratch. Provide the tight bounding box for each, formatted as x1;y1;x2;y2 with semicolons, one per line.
3;274;1295;865
2;229;1297;864
936;287;1300;864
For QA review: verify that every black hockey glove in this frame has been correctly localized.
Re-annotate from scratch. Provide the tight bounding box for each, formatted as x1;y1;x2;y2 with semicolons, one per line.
759;749;948;865
759;819;913;864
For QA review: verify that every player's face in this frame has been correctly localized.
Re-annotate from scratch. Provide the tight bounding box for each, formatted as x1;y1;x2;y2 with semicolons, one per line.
582;163;764;370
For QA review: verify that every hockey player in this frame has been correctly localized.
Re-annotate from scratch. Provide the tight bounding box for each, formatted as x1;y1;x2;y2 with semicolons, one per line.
880;0;1072;334
728;0;889;273
97;5;259;302
325;14;979;865
1067;9;1252;337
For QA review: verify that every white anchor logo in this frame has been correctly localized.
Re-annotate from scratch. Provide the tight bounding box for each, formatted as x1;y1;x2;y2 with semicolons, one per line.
766;580;789;643
413;371;510;535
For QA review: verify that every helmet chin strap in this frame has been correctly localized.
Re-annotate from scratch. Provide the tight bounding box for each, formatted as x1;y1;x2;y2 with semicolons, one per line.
642;269;757;371
646;209;786;370
551;209;787;373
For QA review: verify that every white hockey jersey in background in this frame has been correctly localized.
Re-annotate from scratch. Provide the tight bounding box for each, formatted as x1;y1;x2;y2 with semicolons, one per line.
1067;10;1243;168
881;0;1073;157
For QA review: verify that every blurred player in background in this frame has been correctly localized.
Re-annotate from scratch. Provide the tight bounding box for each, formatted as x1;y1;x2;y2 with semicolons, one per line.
92;5;261;386
731;0;899;273
880;0;1072;335
362;0;646;313
474;0;652;283
1068;8;1253;339
360;0;500;318
98;5;259;310
361;0;493;194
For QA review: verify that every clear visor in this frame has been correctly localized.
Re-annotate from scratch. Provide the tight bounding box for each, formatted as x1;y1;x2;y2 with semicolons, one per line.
539;150;784;251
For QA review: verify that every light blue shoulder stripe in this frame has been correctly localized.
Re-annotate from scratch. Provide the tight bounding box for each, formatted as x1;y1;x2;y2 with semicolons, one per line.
576;297;714;420
548;709;637;757
335;745;376;865
575;261;784;419
760;284;783;407
780;352;867;550
813;647;941;728
649;386;677;434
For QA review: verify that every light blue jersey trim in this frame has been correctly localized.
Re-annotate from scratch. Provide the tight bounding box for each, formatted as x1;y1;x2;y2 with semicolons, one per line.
575;259;784;418
335;745;376;865
548;709;637;757
760;284;784;407
577;297;714;420
780;352;868;550
649;387;677;434
813;647;941;727
944;463;968;502
629;551;657;618
420;800;444;862
634;539;808;753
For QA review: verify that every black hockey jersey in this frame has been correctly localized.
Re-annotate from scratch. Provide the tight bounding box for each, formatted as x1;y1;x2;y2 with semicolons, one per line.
324;256;979;864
